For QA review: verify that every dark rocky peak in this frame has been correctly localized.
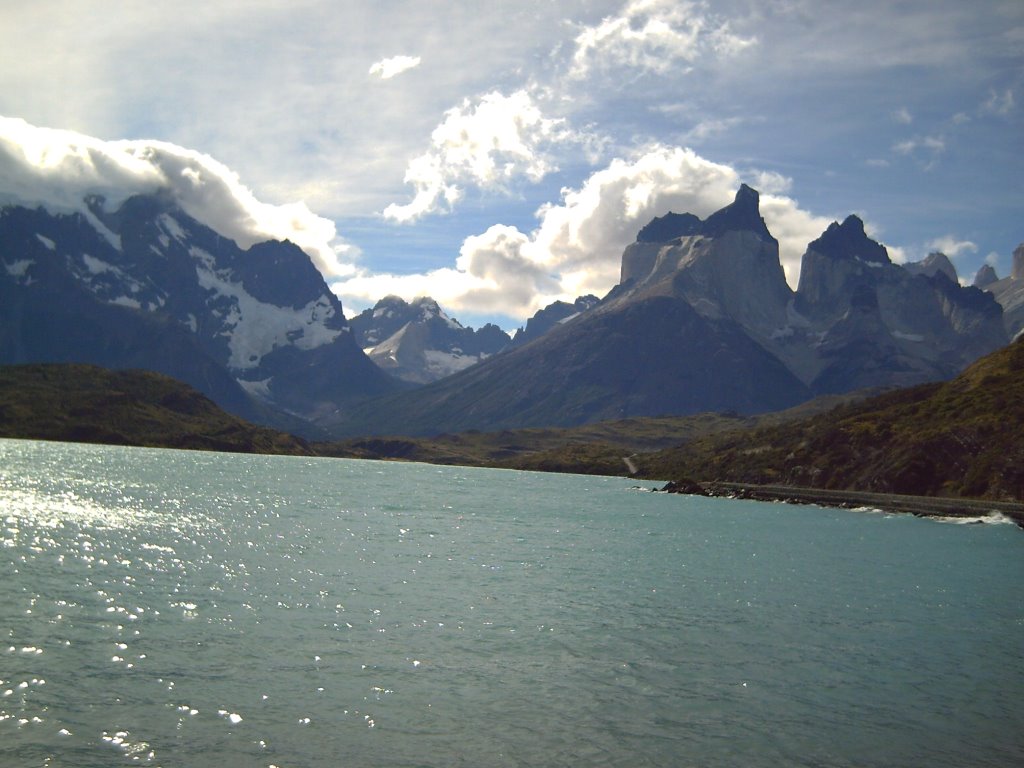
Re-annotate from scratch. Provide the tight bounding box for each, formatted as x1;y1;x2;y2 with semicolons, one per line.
350;296;417;346
809;215;889;265
904;251;958;284
973;264;998;289
411;296;459;325
510;294;599;348
700;184;773;240
1014;243;1024;281
630;184;772;250
234;239;341;313
636;212;702;243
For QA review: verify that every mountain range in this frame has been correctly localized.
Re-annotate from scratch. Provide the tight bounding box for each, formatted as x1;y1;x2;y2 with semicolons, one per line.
349;295;509;384
328;185;1011;436
0;193;397;433
1;186;1020;438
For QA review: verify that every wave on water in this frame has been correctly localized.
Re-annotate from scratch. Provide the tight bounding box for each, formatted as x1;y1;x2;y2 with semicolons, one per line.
928;511;1019;526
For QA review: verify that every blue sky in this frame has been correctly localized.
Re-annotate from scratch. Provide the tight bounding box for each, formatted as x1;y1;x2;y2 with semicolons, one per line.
1;0;1021;331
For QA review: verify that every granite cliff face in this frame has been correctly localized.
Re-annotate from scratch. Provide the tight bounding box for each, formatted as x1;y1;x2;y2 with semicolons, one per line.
0;194;398;429
617;184;792;343
349;296;510;384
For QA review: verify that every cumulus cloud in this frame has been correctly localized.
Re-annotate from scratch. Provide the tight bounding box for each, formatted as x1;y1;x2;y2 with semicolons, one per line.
368;55;422;80
927;235;978;258
0;116;352;276
568;0;756;80
383;90;582;222
338;144;832;319
336;225;563;320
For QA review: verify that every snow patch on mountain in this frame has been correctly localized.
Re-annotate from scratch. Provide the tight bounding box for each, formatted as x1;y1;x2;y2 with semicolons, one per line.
4;259;33;278
35;234;56;251
158;214;187;242
82;207;122;251
423;349;485;379
193;256;344;370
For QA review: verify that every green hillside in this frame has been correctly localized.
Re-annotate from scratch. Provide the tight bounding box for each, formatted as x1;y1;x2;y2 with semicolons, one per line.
0;364;313;455
640;337;1024;501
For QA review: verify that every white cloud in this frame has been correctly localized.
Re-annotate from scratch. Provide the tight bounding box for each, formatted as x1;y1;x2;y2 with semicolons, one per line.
568;0;756;80
892;135;946;155
677;116;746;144
338;144;832;319
891;133;946;169
369;55;422;80
927;235;978;258
981;87;1015;115
892;107;913;124
382;90;582;222
0;116;352;276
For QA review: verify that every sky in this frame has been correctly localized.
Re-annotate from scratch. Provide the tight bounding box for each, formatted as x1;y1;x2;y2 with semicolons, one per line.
0;0;1021;331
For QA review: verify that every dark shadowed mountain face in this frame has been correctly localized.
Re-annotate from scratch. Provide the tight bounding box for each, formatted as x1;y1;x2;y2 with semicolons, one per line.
349;296;510;384
0;195;398;431
328;186;1011;437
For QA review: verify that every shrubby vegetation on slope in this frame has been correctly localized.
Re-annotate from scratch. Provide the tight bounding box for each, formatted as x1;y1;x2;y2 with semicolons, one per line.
0;364;313;455
641;337;1024;501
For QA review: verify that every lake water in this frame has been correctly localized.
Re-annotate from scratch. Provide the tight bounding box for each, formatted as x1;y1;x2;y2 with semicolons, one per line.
1;438;1022;767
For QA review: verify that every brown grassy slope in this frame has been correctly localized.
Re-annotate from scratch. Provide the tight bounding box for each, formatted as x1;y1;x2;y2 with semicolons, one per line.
639;337;1024;501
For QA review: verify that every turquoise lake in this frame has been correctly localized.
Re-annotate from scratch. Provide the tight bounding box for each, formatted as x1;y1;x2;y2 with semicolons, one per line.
1;437;1022;767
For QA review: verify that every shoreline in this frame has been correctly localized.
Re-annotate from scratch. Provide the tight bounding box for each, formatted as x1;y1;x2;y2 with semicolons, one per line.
661;480;1024;529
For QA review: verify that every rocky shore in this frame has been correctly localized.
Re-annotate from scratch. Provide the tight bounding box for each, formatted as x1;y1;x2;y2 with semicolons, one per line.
661;480;1024;528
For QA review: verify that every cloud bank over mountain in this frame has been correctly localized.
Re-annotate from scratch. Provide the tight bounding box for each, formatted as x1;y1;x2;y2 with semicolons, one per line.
0;115;854;321
0;117;351;277
342;145;833;318
1;0;1020;326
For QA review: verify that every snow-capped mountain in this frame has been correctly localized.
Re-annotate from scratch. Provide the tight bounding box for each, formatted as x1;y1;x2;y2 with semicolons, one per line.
349;296;510;384
328;186;1011;437
0;193;398;429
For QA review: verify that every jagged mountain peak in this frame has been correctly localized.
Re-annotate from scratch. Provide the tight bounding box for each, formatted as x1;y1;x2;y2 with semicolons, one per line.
904;251;958;285
810;215;889;265
349;295;510;384
631;185;773;250
973;264;999;288
635;212;702;243
700;184;773;240
509;295;600;348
